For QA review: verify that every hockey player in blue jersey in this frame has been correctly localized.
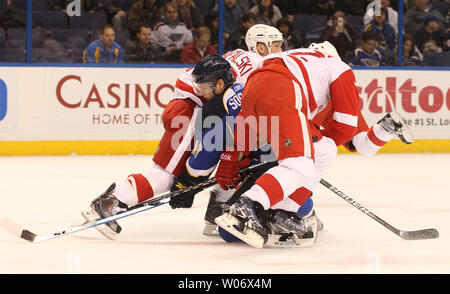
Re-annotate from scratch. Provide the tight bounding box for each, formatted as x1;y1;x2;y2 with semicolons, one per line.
168;55;320;247
168;54;244;210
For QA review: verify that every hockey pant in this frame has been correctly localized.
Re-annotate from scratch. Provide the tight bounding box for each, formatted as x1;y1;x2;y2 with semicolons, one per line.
112;99;200;206
351;124;395;156
242;136;337;213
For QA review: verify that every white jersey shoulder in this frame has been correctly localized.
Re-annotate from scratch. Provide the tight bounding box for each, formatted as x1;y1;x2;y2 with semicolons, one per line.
172;67;206;106
266;49;352;119
284;48;351;82
223;49;263;85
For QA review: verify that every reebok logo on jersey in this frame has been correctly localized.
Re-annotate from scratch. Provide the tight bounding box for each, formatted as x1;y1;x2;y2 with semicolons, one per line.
220;153;232;161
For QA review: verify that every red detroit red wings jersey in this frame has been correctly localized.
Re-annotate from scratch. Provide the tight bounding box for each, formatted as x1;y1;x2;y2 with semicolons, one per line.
240;58;315;161
263;49;360;146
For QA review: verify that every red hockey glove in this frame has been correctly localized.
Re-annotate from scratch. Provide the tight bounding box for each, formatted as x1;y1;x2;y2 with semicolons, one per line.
215;151;250;190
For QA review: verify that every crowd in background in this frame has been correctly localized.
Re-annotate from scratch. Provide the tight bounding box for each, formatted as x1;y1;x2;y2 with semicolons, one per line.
0;0;448;66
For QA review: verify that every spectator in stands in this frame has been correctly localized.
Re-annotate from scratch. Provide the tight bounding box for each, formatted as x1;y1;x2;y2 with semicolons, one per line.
151;2;193;63
0;0;26;29
362;7;396;50
226;12;257;51
48;0;67;10
404;0;445;34
347;31;382;67
276;17;302;50
128;0;164;38
84;0;103;12
50;0;116;12
125;25;162;63
413;13;447;53
40;37;71;63
334;0;365;16
429;0;449;20
213;0;243;42
405;0;415;9
274;0;304;22
363;0;398;33
203;12;219;50
180;26;216;64
174;0;202;32
398;33;422;66
101;0;133;31
250;0;283;27
237;1;256;11
310;0;333;16
322;11;359;59
83;24;124;64
54;0;105;12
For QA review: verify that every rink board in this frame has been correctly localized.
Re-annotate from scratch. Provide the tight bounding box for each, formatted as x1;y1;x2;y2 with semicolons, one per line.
0;66;449;155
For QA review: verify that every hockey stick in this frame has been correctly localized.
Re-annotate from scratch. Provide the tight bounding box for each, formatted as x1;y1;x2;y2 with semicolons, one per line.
319;179;439;240
0;161;272;243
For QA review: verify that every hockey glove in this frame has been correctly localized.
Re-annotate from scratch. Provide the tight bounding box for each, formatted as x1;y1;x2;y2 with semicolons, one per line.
169;172;206;209
215;151;250;191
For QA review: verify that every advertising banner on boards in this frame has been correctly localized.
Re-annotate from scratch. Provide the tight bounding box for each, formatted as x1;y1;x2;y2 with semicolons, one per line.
0;66;448;154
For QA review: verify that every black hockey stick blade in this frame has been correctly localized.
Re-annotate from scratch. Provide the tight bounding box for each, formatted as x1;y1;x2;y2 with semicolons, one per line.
399;228;439;240
0;217;37;242
20;230;37;242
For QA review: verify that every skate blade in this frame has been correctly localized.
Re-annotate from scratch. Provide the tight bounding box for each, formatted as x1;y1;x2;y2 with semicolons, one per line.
390;111;415;144
265;234;315;248
305;213;323;244
215;213;265;248
203;223;219;236
81;208;119;240
265;212;322;248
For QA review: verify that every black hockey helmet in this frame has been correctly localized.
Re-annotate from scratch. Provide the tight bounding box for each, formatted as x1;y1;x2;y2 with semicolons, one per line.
192;54;234;91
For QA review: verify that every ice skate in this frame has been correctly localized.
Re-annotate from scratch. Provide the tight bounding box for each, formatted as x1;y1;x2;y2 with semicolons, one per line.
215;196;269;248
203;191;229;236
81;183;128;240
265;209;323;248
378;112;414;144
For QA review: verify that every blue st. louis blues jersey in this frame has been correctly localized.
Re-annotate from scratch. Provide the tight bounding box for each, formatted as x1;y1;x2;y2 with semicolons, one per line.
186;83;244;177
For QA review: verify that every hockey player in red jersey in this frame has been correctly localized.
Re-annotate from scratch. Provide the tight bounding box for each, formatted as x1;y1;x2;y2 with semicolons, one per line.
214;42;415;247
308;42;414;155
81;24;284;239
312;102;414;155
214;45;362;247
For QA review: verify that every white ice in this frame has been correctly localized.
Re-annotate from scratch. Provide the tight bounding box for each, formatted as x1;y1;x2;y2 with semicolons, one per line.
0;153;449;274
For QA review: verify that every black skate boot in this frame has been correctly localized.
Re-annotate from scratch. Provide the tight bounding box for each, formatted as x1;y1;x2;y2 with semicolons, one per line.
269;209;311;238
378;112;414;144
203;191;230;236
81;183;128;240
215;196;269;248
265;209;323;247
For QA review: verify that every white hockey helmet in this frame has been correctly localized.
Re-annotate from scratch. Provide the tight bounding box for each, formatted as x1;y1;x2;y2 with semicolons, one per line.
308;41;341;60
245;24;283;54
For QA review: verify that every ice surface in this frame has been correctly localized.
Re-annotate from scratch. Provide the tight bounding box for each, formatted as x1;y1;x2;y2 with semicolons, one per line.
0;153;449;274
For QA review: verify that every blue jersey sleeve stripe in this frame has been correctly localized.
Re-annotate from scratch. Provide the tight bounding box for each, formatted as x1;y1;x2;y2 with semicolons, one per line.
222;87;233;114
